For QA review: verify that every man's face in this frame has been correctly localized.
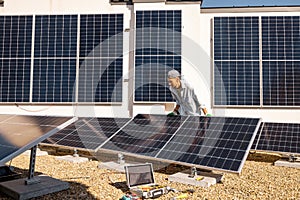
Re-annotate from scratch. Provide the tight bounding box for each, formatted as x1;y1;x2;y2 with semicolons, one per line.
168;77;180;89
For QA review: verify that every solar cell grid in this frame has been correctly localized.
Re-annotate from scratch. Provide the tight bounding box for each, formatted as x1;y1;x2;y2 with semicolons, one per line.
43;117;131;150
79;14;124;103
213;16;260;106
33;15;78;103
135;10;182;102
156;116;261;173
100;114;188;157
0;16;32;102
253;122;300;154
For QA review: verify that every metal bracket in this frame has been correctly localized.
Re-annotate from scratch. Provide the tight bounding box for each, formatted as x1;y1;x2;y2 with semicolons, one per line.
117;153;125;164
289;154;297;162
188;166;197;178
25;145;40;185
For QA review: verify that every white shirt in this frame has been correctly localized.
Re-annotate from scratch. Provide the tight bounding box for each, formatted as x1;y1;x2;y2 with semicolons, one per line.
169;79;204;116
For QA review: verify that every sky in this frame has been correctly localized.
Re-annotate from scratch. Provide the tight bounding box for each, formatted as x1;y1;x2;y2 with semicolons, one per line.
202;0;300;8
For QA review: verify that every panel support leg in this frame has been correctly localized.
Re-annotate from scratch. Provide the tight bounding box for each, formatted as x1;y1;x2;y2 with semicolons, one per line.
25;145;40;185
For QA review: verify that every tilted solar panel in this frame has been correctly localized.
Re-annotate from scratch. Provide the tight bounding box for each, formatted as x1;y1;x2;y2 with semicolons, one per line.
99;114;261;173
157;116;261;173
100;114;188;157
43;117;130;150
0;115;76;165
253;122;300;154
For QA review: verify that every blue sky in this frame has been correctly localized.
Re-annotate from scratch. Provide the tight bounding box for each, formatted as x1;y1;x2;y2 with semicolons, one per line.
202;0;300;8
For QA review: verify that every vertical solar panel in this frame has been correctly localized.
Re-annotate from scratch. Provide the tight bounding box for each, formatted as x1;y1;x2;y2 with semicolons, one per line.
43;117;130;150
78;14;123;103
157;116;261;173
213;17;260;106
33;15;77;102
0;16;32;102
135;10;181;102
262;16;300;106
253;122;300;154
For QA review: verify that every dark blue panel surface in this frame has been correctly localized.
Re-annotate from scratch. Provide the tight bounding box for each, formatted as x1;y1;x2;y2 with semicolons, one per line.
0;16;32;103
253;122;300;154
135;56;181;102
34;15;78;57
135;10;181;102
262;16;300;60
43;117;130;150
157;116;261;173
78;57;123;102
214;61;260;106
32;59;77;102
213;17;260;106
0;59;31;102
101;114;188;157
214;17;259;60
80;14;124;58
0;16;33;58
263;61;300;106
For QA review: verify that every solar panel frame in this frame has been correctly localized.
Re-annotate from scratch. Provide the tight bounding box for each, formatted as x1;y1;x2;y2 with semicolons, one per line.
98;114;261;174
0;15;33;103
252;122;300;155
134;10;182;103
78;14;124;103
213;16;260;107
98;114;188;157
0;115;77;166
33;15;78;103
42;117;131;151
156;116;262;173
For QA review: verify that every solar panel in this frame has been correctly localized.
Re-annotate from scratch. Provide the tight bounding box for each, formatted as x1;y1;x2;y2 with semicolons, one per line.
33;15;78;103
0;16;32;102
100;114;261;173
156;116;261;173
0;115;76;165
100;114;188;157
43;117;130;150
262;16;300;106
134;10;181;102
213;17;260;106
78;14;123;103
252;122;300;155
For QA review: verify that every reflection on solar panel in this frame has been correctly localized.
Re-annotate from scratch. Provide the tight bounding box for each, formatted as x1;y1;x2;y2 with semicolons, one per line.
134;10;181;102
78;14;124;103
33;15;78;102
99;115;260;173
43;117;130;150
262;16;300;106
100;114;187;157
0;16;32;102
157;116;261;173
213;17;260;106
252;122;300;154
0;115;76;165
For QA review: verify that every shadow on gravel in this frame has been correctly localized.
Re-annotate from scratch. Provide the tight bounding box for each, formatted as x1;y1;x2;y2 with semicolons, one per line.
247;151;282;163
0;166;97;200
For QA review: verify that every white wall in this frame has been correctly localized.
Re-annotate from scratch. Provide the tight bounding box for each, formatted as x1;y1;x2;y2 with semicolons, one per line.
0;1;299;122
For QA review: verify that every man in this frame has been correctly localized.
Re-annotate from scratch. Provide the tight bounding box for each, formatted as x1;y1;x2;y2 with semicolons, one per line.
167;69;207;116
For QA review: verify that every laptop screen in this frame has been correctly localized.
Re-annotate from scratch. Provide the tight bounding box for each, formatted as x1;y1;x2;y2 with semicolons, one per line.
125;163;155;187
